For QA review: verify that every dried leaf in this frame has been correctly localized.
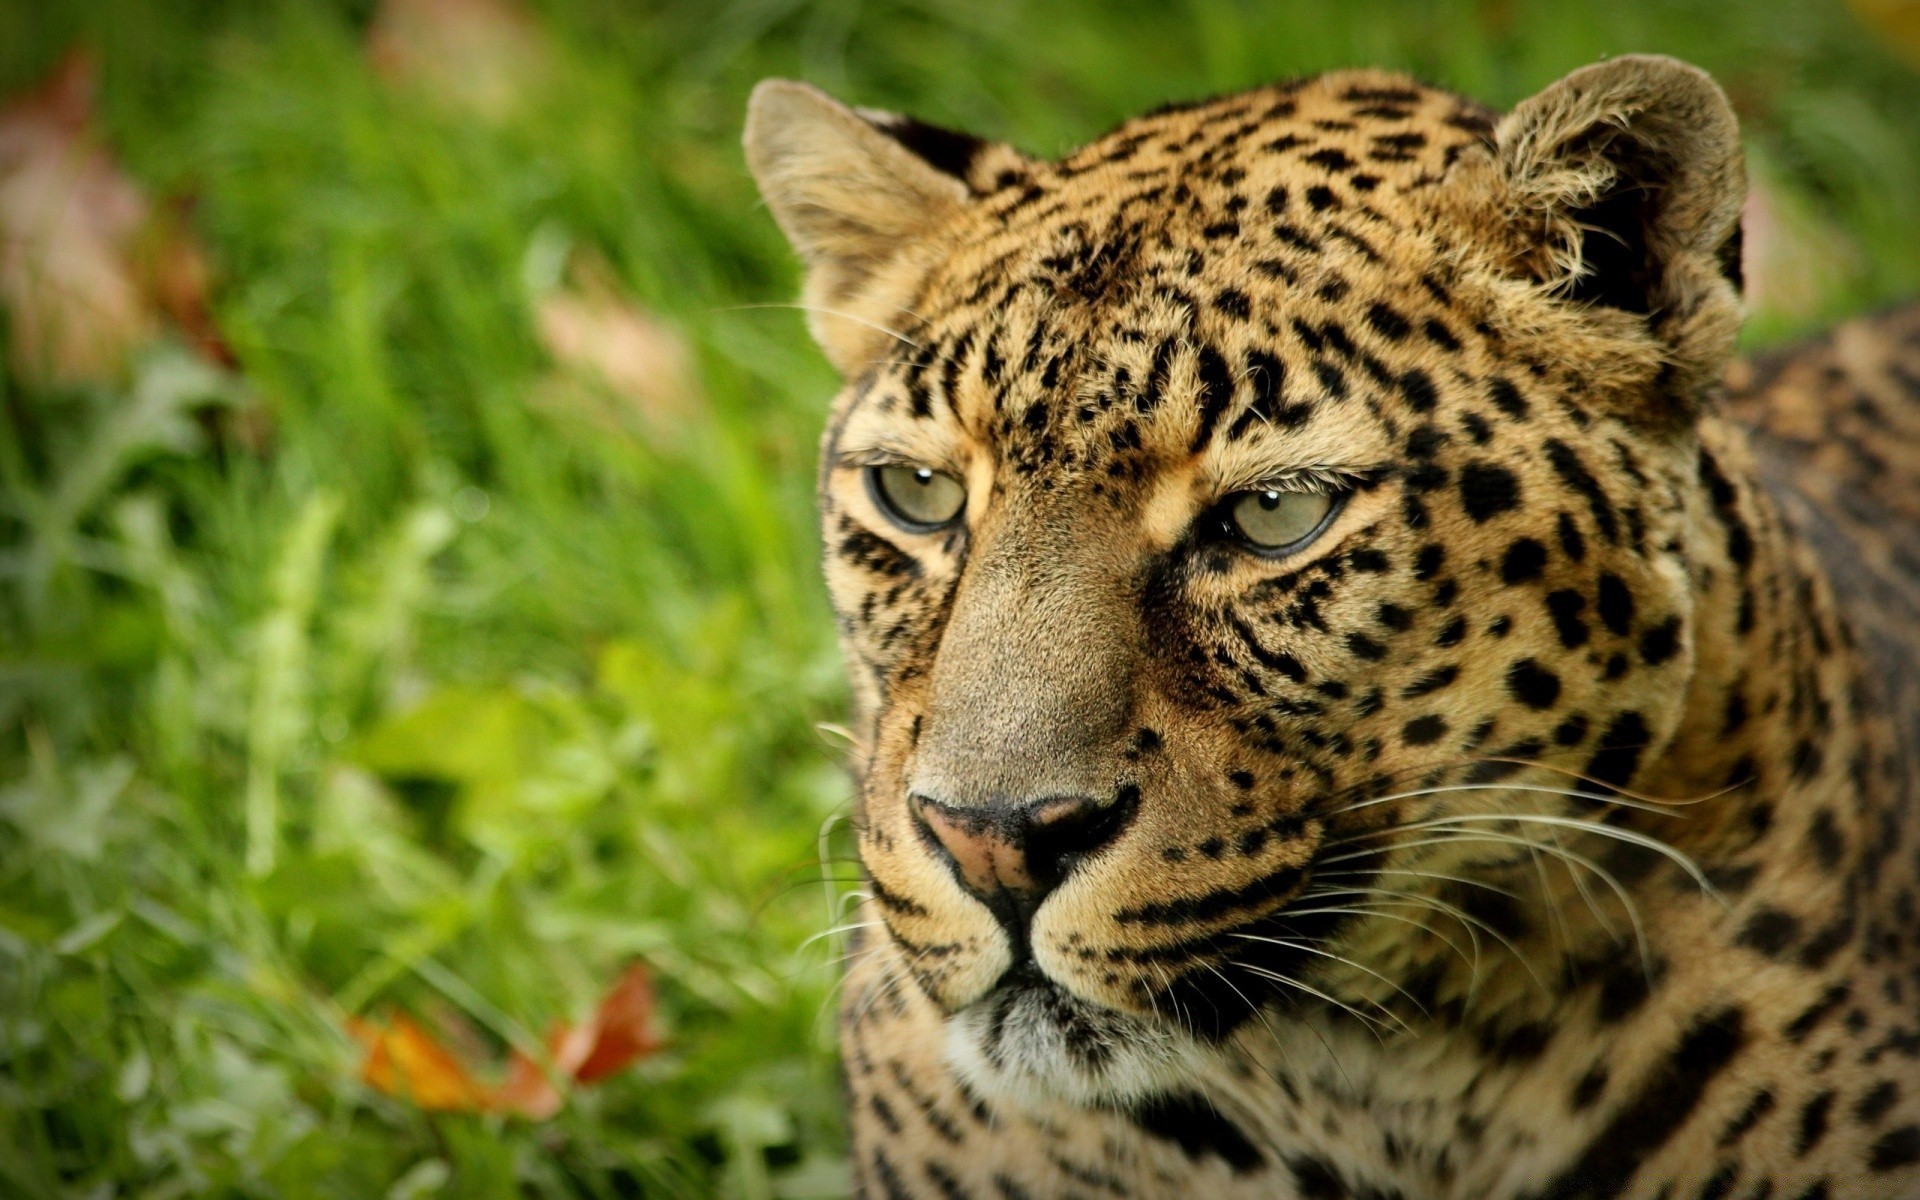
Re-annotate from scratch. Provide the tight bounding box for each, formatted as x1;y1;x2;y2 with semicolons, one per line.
532;252;699;442
0;52;152;385
570;962;665;1083
494;962;665;1118
0;51;234;387
367;0;552;122
349;1013;490;1111
138;194;234;368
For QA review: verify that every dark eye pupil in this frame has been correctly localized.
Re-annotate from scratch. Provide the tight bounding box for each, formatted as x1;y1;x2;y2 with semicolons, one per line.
1258;491;1281;510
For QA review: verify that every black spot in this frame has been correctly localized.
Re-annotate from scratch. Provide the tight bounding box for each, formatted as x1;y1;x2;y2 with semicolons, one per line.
1699;1165;1739;1200
1346;633;1387;661
1214;289;1252;319
1304;148;1355;172
1507;659;1562;709
1403;666;1459;698
1596;573;1634;637
1190;343;1238;453
1870;1125;1920;1171
1856;1081;1901;1125
1304;184;1339;211
1797;1090;1835;1156
1399;368;1439;413
1422;317;1461;351
1403;715;1449;746
1584;711;1650;790
1501;538;1548;584
1435;617;1468;648
1545;439;1620;543
1639;616;1682;665
1807;809;1845;869
1365;302;1411;341
1488;376;1530;419
1376;603;1412;630
1458;461;1521;522
1557;512;1587;562
1414;544;1446;579
1719;1088;1775;1146
1571;1066;1609;1110
1546;589;1591;649
1785;984;1851;1043
1131;1092;1266;1173
1554;714;1589;745
1286;1153;1351;1199
1736;908;1802;957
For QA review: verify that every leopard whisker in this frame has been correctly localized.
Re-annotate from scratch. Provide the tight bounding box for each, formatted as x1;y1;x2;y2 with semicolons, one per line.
1227;960;1407;1039
1314;781;1693;824
1229;932;1433;1018
1273;899;1482;985
1323;811;1719;903
1332;825;1656;979
1284;884;1548;993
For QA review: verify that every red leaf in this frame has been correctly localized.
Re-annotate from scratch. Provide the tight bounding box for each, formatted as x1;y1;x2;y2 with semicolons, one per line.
570;962;664;1083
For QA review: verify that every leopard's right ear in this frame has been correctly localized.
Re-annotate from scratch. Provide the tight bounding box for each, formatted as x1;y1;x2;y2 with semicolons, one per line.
745;80;1011;372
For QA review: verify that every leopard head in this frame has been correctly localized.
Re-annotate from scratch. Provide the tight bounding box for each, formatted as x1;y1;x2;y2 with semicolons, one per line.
746;55;1746;1107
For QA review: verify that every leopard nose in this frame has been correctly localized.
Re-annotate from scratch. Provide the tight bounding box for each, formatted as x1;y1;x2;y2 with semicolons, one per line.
912;789;1138;905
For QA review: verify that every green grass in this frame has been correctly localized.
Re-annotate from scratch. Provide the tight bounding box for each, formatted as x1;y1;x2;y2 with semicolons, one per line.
2;1;1916;1196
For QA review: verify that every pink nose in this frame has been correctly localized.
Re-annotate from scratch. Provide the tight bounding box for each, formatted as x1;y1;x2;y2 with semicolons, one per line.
912;792;1132;902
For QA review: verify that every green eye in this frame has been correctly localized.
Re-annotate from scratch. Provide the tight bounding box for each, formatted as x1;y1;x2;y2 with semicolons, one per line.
1224;489;1338;553
868;465;967;531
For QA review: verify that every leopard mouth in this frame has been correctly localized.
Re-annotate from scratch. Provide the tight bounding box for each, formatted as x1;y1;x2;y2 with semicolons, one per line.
944;962;1214;1108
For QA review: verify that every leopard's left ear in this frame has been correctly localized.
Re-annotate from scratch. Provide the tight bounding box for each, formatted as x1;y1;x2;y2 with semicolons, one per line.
746;80;1022;374
1495;55;1746;403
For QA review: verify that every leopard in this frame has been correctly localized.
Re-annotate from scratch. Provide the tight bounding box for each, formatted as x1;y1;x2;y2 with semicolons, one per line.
743;54;1920;1199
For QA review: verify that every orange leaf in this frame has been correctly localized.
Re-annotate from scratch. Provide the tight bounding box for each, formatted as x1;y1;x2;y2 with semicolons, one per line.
349;1013;490;1111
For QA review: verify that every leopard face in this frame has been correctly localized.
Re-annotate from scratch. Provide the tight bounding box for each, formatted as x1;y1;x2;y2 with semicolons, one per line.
749;59;1745;1108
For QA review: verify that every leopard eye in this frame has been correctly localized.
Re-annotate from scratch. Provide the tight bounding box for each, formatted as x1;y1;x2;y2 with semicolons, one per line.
868;465;967;531
1223;488;1340;555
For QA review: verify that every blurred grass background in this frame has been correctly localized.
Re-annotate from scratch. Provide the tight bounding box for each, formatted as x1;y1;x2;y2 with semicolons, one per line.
0;1;1916;1197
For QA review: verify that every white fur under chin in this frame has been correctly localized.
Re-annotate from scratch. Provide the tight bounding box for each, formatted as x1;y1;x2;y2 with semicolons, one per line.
943;982;1219;1109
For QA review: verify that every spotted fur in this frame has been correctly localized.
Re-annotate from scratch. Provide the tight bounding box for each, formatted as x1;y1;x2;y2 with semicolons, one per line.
745;56;1920;1199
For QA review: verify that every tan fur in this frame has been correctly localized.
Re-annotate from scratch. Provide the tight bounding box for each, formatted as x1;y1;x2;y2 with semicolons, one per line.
747;56;1920;1199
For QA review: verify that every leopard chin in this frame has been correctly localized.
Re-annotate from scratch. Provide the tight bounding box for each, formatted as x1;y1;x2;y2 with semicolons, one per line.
942;969;1217;1110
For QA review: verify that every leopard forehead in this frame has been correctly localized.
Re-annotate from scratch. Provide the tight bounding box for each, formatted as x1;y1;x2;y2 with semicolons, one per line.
836;71;1515;476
